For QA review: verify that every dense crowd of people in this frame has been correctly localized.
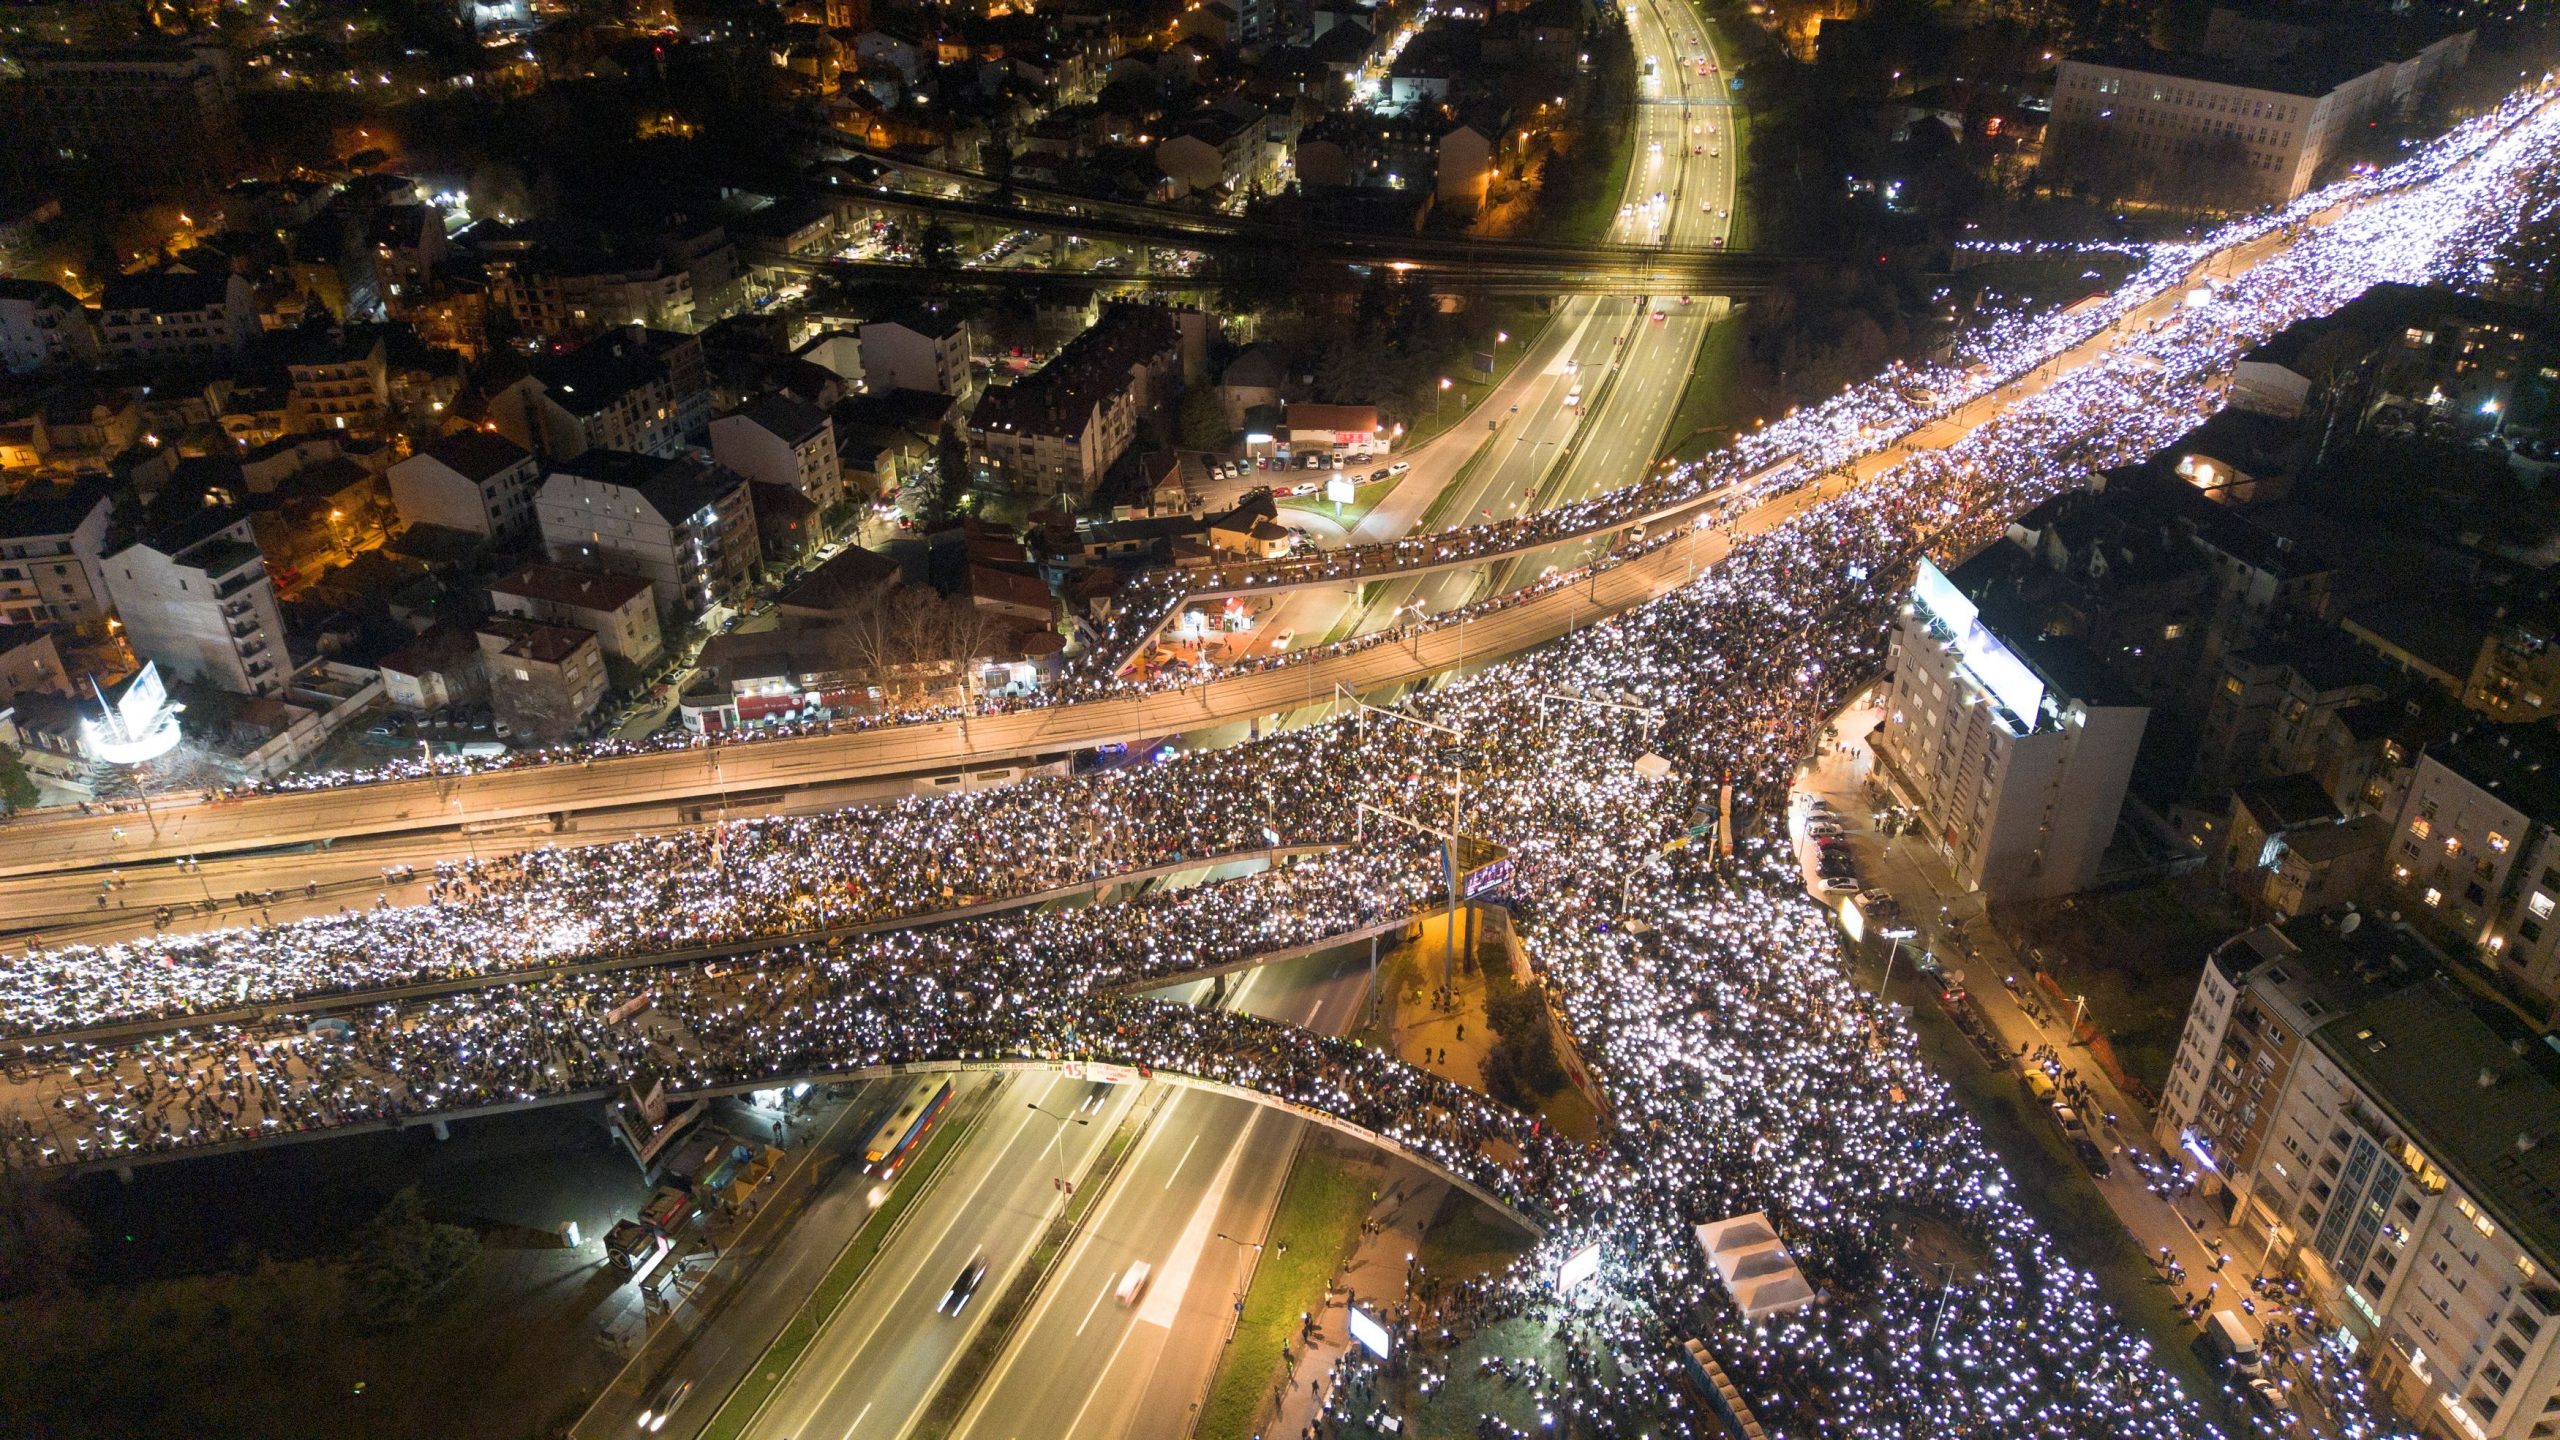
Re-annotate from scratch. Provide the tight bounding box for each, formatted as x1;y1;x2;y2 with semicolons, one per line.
14;68;2552;1440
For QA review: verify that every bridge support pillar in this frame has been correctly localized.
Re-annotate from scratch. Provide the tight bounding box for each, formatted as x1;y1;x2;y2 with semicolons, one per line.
432;1119;451;1141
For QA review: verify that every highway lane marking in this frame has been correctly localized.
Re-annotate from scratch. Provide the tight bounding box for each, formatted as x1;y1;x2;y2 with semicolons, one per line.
1075;1275;1116;1337
949;1087;1196;1440
768;1075;1058;1435
1165;1134;1199;1188
1135;1109;1261;1329
847;1400;873;1436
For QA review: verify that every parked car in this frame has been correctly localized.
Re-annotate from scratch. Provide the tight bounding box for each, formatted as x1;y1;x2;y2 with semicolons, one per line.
2072;1136;2113;1179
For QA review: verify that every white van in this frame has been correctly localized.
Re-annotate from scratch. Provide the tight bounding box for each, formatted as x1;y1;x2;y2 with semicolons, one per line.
2206;1309;2262;1375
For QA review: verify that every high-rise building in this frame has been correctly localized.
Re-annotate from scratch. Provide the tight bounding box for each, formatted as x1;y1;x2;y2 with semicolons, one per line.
1875;555;2150;902
101;504;291;696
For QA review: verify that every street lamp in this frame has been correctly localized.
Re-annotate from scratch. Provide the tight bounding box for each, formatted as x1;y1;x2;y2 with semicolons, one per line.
1026;1099;1089;1169
1436;375;1452;418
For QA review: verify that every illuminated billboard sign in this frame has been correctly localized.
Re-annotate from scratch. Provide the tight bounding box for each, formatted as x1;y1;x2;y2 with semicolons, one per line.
1348;1306;1393;1359
1911;559;2045;728
1555;1242;1601;1294
82;663;181;766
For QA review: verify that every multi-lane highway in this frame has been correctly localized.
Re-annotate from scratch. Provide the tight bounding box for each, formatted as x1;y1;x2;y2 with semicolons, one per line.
1195;0;1739;668
728;946;1373;1440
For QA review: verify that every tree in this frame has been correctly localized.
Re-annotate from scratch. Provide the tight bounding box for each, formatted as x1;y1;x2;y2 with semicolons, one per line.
925;424;968;529
1177;386;1229;451
344;1188;480;1332
0;1163;85;1297
920;219;959;271
0;748;38;815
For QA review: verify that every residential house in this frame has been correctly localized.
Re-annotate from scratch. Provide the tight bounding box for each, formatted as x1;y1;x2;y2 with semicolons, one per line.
388;430;541;541
101;504;292;696
378;622;488;713
477;616;607;742
537;450;760;620
488;562;663;670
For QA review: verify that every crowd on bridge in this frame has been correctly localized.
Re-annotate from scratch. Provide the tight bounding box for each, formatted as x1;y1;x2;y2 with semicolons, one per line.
11;77;2552;1440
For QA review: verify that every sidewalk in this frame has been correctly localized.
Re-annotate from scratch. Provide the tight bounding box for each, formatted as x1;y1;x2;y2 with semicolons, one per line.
1261;1168;1449;1440
1792;700;2297;1361
568;1087;890;1439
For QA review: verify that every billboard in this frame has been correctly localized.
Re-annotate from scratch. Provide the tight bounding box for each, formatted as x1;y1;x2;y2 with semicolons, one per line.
1555;1241;1601;1294
1463;857;1514;899
82;663;181;765
1348;1305;1393;1359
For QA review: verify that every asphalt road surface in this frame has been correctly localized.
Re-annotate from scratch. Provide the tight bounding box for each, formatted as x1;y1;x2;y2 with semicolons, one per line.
729;947;1370;1440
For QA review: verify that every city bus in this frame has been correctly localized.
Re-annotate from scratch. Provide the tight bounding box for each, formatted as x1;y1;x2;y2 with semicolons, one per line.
862;1077;955;1177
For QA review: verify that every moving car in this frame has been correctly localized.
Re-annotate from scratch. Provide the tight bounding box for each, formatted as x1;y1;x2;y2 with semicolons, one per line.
1116;1261;1153;1305
1078;1080;1112;1115
636;1377;692;1433
940;1255;989;1315
1389;461;1409;474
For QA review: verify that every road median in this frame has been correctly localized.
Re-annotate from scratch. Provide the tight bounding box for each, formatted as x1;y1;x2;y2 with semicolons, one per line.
911;1086;1163;1440
697;1085;990;1440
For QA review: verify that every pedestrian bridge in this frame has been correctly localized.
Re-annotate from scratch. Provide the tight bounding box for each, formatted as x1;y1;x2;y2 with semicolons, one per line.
46;1003;1574;1238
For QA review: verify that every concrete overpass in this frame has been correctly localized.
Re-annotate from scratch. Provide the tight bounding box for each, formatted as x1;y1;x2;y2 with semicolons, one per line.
0;256;2221;880
9;842;1355;1053
770;252;1771;299
791;150;1795;289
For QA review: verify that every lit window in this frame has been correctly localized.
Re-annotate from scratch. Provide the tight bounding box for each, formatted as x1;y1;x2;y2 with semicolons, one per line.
2425;888;2444;907
2395;865;2412;880
2447;837;2464;856
2412;818;2433;840
2490;832;2510;854
2533;893;2554;919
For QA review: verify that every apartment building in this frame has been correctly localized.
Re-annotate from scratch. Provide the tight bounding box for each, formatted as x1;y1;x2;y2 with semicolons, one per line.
282;330;389;435
710;392;846;512
101;505;292;697
0;482;112;629
2050;11;2473;205
536;451;758;620
6;42;246;189
491;327;709;462
388;430;541;540
487;562;662;669
2380;725;2560;1023
858;308;975;397
2160;915;2560;1440
967;304;1180;503
1876;555;2150;902
477;616;607;742
95;270;259;367
0;278;99;374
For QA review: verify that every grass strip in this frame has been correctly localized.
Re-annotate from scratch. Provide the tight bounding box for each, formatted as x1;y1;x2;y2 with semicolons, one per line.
1663;317;1750;463
1416;431;1502;533
910;1105;1149;1440
696;1093;982;1440
1195;1145;1373;1440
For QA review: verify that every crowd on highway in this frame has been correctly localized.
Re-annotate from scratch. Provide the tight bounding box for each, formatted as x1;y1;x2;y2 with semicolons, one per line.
66;70;2531;815
11;73;2554;1440
0;759;1436;1039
